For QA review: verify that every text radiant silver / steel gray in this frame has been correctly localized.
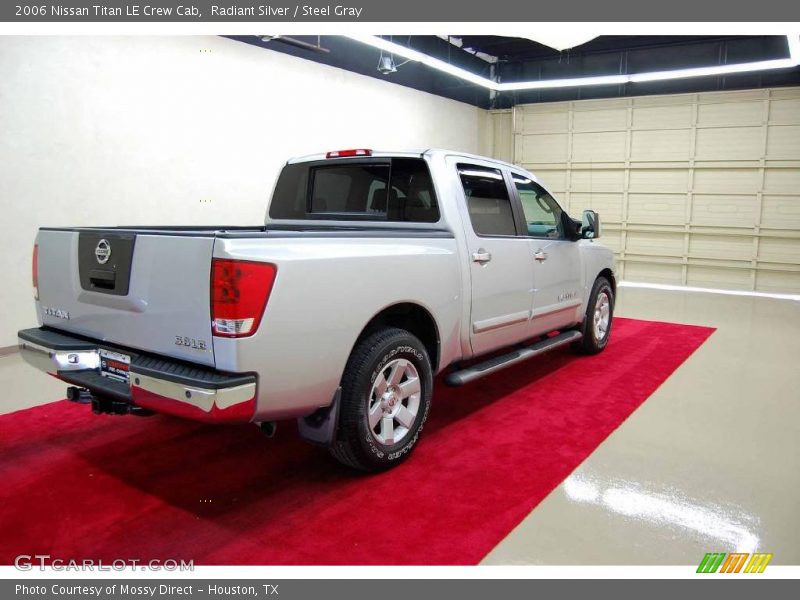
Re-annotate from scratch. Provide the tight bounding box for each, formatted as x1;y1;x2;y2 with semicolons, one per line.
18;149;616;471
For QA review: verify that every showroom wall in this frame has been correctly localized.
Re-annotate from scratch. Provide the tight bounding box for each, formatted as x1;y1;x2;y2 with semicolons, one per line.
485;88;800;293
0;36;485;349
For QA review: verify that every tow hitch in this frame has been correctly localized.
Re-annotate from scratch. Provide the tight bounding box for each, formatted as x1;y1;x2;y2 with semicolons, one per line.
65;386;92;404
66;386;153;417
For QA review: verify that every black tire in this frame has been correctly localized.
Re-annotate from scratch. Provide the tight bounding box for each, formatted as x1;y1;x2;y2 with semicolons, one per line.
572;276;614;355
330;327;433;472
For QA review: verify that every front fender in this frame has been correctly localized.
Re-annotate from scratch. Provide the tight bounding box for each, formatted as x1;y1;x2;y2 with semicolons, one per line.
579;241;616;312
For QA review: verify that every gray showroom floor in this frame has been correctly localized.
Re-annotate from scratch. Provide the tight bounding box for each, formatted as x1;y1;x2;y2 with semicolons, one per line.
483;287;800;565
1;287;798;565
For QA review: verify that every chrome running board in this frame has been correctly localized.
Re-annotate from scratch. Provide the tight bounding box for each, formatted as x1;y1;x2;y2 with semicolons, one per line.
444;330;582;386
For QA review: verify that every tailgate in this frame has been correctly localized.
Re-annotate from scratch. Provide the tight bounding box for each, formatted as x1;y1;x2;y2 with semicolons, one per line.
35;229;216;367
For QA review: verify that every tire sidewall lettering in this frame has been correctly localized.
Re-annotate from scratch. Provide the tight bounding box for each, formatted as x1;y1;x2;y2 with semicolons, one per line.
370;346;424;385
595;283;613;347
364;343;428;463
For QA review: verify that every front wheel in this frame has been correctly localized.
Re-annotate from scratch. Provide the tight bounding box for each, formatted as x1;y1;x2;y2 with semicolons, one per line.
330;327;433;472
572;276;614;355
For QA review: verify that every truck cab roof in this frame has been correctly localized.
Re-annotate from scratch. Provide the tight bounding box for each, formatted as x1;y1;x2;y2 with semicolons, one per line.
286;148;522;173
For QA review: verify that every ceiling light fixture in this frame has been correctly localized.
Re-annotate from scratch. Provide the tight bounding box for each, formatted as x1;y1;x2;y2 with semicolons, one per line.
346;35;800;91
377;53;397;74
348;34;496;87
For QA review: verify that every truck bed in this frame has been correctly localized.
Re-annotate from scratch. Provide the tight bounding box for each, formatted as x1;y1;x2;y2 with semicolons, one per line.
33;223;456;370
41;223;454;238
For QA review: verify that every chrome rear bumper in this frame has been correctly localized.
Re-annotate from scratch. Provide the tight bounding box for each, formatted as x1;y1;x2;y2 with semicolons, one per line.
18;327;257;423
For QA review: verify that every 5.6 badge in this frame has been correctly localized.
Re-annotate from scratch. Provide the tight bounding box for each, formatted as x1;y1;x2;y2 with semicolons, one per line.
175;336;208;351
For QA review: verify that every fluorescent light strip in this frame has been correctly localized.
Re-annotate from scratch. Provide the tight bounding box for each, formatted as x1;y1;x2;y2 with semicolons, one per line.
497;74;628;91
619;281;800;302
347;35;800;91
789;34;800;62
628;58;797;83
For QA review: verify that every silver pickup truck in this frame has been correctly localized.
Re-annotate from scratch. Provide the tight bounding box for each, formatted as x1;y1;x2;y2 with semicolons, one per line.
19;149;615;471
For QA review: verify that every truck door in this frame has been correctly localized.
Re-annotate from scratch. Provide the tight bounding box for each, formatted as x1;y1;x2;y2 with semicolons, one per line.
509;173;584;336
453;161;535;357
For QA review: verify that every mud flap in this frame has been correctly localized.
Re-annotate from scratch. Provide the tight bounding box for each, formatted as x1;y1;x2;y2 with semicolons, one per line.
297;387;341;446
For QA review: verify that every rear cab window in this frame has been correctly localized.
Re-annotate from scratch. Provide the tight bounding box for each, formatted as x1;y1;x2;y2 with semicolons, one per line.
270;157;440;223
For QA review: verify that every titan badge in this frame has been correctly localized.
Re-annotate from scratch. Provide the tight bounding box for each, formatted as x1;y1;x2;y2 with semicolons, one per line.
42;306;70;320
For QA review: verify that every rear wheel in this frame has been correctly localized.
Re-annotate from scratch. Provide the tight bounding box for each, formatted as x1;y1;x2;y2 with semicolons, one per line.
330;327;433;472
573;276;614;355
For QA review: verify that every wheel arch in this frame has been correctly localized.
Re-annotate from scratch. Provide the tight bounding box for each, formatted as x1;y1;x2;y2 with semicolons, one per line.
598;267;617;294
355;302;441;372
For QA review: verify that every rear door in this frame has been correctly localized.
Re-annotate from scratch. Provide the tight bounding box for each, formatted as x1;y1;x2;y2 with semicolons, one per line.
509;173;584;336
35;229;217;366
450;159;534;357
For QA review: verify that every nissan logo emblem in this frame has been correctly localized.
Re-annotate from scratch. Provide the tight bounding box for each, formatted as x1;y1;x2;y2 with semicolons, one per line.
95;239;112;265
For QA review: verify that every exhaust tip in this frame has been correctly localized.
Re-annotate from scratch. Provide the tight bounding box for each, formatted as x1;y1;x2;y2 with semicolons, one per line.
259;421;277;438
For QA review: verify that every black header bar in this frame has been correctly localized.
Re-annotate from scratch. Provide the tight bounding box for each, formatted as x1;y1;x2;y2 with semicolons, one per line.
3;0;798;22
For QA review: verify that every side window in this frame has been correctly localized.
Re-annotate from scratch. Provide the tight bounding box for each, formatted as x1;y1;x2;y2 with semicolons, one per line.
459;165;516;236
513;176;563;238
388;158;440;223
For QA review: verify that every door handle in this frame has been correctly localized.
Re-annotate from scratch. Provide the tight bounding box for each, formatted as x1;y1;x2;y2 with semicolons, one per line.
534;249;548;262
472;249;492;264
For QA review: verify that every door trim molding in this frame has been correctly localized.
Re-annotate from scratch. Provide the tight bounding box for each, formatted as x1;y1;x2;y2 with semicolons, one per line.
532;300;583;319
472;310;531;334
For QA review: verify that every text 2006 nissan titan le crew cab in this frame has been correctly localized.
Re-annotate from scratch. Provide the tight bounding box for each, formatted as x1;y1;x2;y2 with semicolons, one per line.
19;149;615;471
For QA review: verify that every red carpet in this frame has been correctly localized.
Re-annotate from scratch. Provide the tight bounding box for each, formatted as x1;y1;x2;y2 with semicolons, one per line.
0;318;713;565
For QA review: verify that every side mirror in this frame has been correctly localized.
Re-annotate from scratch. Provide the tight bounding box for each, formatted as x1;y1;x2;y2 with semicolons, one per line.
581;210;601;239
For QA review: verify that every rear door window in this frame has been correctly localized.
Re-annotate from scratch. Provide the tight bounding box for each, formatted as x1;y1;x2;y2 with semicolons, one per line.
458;165;517;236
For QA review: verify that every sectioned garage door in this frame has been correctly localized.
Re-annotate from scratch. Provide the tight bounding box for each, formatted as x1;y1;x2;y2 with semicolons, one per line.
489;87;800;293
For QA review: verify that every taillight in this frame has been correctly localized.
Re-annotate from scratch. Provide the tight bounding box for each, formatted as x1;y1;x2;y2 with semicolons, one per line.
326;149;372;158
32;244;39;300
211;259;277;338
